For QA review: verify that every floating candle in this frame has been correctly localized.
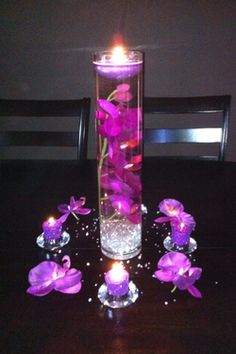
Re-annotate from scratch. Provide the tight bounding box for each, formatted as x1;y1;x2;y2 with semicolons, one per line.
93;46;143;79
42;217;62;241
105;262;129;297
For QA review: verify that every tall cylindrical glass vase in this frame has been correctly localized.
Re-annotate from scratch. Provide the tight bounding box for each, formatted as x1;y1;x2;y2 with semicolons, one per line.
93;48;143;260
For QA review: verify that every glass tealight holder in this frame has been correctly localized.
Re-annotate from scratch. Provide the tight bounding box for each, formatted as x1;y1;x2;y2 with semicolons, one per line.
98;262;139;308
36;217;70;251
163;222;197;254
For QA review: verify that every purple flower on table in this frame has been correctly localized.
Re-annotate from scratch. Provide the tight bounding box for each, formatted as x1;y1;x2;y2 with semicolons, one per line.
58;196;91;222
155;198;184;223
154;251;202;298
27;255;82;296
171;211;196;230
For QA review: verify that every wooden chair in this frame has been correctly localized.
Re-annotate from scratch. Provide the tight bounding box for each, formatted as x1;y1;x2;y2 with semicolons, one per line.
143;95;231;161
0;98;90;160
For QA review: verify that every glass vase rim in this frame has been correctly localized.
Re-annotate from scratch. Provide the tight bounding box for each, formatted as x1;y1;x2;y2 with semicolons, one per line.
93;49;143;65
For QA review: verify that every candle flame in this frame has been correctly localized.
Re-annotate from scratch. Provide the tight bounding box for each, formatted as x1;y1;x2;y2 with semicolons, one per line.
110;262;125;282
48;217;56;226
111;46;127;64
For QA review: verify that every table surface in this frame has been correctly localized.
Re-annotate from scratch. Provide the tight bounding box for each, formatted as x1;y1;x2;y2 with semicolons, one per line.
1;158;236;354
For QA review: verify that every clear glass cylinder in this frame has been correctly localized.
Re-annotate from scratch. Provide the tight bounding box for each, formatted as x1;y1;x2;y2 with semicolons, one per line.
93;49;143;260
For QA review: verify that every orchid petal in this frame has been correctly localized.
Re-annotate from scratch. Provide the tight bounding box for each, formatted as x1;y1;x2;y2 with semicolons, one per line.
57;204;69;213
98;99;119;118
127;213;141;224
74;207;91;215
27;283;54;297
114;91;133;103
54;269;82;292
187;285;203;298
154;270;175;282
159;199;184;217
158;252;191;273
28;261;59;286
58;282;82;294
155;216;172;223
104;116;123;137
58;213;69;223
116;83;130;92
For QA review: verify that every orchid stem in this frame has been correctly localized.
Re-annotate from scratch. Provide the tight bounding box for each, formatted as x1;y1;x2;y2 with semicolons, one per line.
72;212;79;221
107;89;117;101
171;286;177;293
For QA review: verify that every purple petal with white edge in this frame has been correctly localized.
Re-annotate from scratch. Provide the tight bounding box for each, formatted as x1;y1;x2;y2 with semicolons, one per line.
159;198;184;217
158;252;191;273
27;282;54;296
28;261;59;286
98;99;119;118
187;285;203;298
58;203;69;213
154;216;172;223
154;270;175;282
54;269;82;292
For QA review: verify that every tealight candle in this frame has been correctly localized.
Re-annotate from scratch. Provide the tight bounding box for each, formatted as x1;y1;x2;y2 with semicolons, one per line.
105;262;129;297
171;212;196;246
43;217;62;241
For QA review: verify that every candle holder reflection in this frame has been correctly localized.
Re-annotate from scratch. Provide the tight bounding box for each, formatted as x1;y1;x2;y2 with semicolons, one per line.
36;216;70;251
98;262;139;308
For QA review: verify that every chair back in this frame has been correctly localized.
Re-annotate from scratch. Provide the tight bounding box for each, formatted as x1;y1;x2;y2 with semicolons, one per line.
0;98;90;160
143;95;231;161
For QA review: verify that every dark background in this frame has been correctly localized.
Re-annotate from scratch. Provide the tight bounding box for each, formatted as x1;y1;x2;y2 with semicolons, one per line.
0;0;235;160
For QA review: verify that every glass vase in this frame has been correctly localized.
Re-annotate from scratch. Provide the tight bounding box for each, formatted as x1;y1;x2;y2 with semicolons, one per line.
93;49;143;260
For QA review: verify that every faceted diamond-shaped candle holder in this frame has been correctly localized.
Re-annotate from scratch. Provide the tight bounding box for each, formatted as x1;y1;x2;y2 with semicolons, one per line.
36;231;70;252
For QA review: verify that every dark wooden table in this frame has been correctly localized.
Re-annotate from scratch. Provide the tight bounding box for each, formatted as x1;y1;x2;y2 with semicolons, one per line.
1;158;236;354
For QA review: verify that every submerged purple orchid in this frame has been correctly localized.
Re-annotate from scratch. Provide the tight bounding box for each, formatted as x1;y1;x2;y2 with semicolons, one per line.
96;83;142;225
27;255;82;296
58;196;91;222
154;251;202;298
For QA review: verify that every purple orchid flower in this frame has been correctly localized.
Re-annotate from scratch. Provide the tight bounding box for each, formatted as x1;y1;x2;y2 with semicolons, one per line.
58;196;91;222
154;251;202;298
97;99;120;119
155;198;184;223
27;255;82;296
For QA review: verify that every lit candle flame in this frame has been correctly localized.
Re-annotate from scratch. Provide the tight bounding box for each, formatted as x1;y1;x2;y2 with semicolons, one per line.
110;262;125;282
111;46;127;64
48;217;56;226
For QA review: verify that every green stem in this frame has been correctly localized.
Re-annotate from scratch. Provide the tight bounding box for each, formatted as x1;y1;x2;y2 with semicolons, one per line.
171;286;177;293
107;89;118;101
72;212;80;221
98;138;108;216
